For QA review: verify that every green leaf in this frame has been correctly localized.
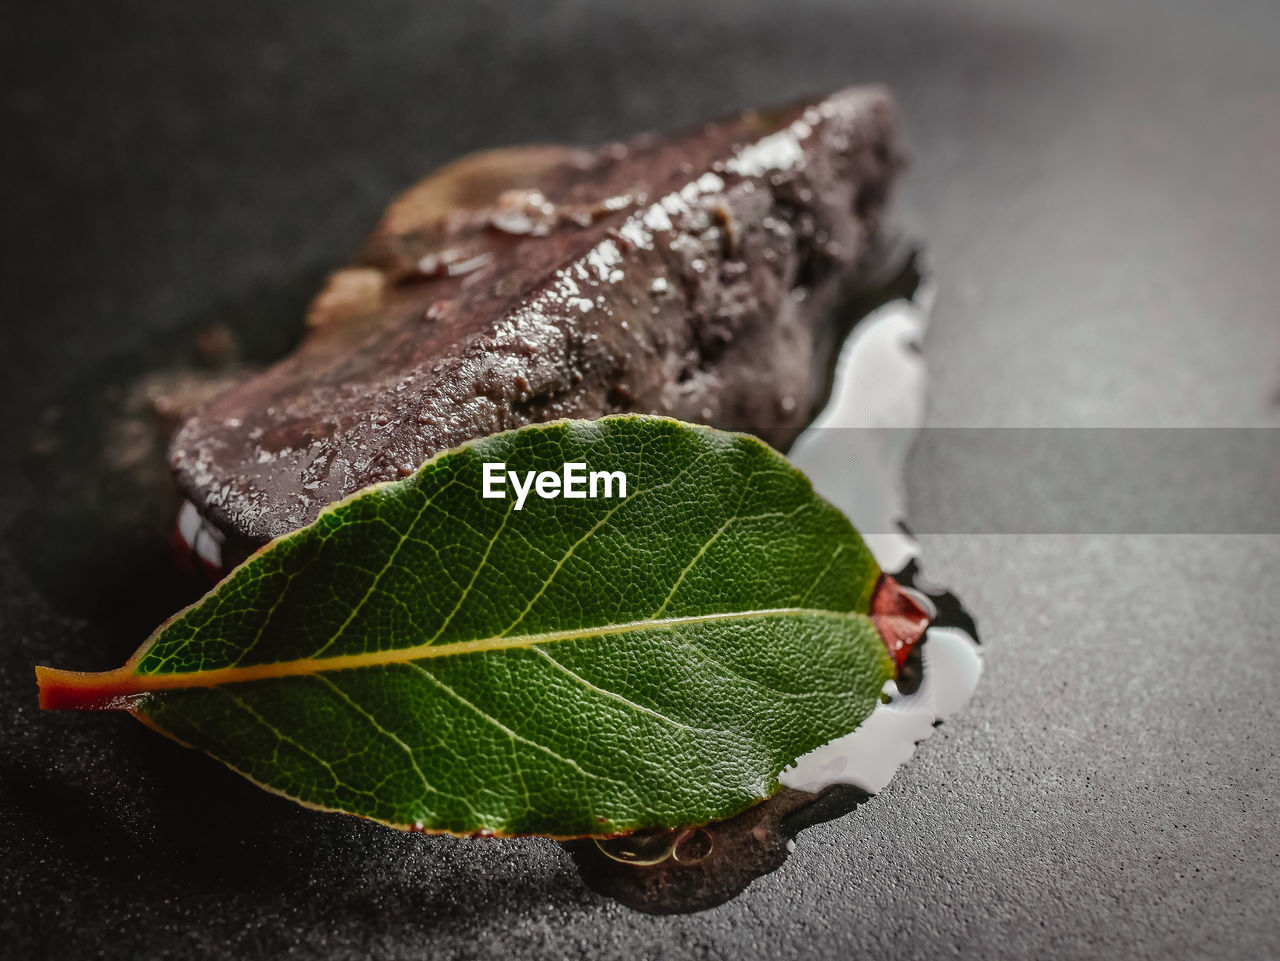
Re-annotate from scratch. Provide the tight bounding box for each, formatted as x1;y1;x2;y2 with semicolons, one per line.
37;416;895;838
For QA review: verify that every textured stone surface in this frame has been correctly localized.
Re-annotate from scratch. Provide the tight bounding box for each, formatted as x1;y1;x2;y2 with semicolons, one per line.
2;0;1277;958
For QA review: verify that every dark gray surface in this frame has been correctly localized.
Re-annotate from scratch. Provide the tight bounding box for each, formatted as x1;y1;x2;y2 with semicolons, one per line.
2;0;1277;958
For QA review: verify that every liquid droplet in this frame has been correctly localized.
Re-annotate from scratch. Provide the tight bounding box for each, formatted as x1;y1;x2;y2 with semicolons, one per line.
594;829;680;866
672;828;713;864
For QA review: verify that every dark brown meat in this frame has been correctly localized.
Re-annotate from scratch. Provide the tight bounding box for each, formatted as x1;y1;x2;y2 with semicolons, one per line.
170;86;907;546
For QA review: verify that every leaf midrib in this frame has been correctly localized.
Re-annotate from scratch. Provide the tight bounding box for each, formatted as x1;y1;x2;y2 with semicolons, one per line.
49;606;869;701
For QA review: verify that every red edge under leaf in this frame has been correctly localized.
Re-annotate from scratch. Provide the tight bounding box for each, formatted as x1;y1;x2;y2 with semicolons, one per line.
870;573;931;668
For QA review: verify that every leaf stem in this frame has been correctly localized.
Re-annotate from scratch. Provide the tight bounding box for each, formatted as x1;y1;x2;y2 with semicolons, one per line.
35;666;148;711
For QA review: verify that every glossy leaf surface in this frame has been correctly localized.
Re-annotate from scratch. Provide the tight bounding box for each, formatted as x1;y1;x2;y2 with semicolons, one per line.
38;416;894;837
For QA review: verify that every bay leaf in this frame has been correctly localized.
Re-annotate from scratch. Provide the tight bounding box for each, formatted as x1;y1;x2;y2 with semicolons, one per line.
37;416;900;838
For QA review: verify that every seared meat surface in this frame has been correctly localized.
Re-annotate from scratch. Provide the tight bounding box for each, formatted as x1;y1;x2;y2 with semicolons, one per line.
171;86;907;546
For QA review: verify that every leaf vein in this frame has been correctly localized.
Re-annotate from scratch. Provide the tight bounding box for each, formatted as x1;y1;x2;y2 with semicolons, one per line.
404;662;645;811
310;491;434;659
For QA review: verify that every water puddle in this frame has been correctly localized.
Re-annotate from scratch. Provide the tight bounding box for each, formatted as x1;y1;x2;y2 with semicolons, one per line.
567;255;984;913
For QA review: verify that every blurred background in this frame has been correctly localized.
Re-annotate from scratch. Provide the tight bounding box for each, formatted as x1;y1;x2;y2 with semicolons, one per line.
1;1;1276;959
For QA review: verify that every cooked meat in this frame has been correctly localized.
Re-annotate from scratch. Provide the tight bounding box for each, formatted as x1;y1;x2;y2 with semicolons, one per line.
170;86;907;547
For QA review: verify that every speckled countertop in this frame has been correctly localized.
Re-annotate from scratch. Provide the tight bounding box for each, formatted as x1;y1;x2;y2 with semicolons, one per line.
2;0;1276;958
